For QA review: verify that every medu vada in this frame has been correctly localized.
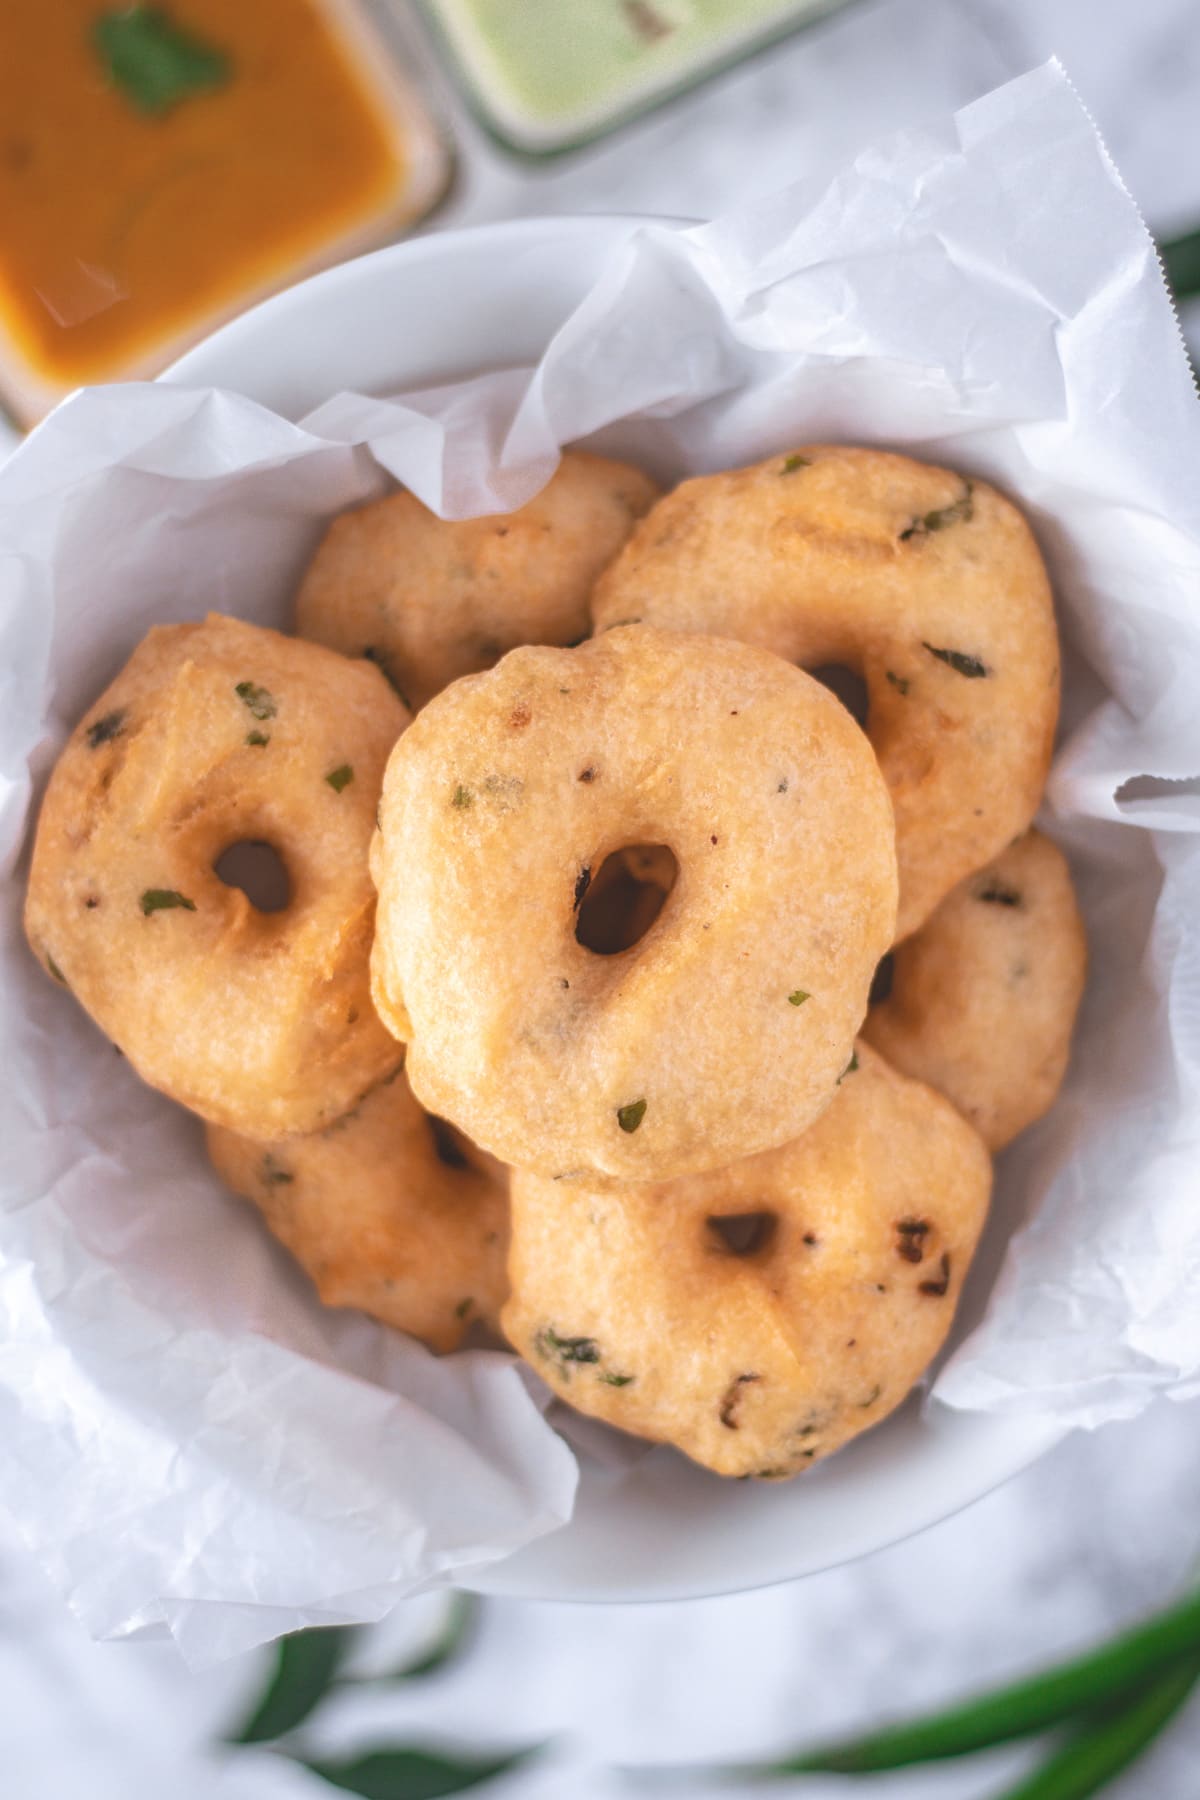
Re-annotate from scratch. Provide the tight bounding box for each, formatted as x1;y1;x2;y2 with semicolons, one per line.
208;1070;508;1353
591;445;1059;940
295;450;660;710
502;1042;992;1479
25;613;408;1137
370;625;898;1184
864;831;1086;1150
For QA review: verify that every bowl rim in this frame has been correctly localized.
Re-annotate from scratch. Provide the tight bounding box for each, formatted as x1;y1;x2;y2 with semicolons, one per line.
160;213;1068;1604
163;213;670;394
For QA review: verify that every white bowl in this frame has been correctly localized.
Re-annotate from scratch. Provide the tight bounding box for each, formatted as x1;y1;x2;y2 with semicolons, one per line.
166;216;1064;1605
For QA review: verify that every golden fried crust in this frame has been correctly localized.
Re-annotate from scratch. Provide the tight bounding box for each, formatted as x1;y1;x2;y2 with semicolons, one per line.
24;614;409;1137
370;626;898;1184
208;1073;509;1353
502;1043;991;1479
592;446;1060;940
295;451;660;710
863;831;1086;1150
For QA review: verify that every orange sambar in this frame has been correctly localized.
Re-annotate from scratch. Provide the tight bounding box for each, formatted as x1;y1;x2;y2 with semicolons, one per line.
0;0;434;401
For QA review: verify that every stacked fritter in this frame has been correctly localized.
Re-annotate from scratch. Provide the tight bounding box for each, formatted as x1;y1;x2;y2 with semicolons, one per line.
25;447;1084;1478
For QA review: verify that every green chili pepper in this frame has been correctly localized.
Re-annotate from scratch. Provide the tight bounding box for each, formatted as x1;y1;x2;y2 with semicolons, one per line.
993;1654;1200;1800
771;1585;1200;1774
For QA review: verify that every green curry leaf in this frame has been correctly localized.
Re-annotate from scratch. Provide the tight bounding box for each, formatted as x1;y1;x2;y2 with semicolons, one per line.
298;1745;538;1799
228;1626;355;1745
93;5;231;117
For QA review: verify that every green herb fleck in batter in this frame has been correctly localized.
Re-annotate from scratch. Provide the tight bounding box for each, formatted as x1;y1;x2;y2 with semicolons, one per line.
86;708;127;748
452;785;474;810
780;453;811;474
788;989;810;1007
455;1297;474;1320
837;1051;859;1083
900;482;974;541
922;643;989;679
600;1371;635;1387
534;1327;602;1378
977;881;1021;907
885;670;910;696
244;730;270;748
46;954;68;985
140;888;196;915
617;1098;647;1134
235;681;276;721
325;764;354;793
261;1153;294;1189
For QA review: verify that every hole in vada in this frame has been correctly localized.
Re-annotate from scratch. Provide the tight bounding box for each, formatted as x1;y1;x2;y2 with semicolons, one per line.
213;840;290;914
427;1113;473;1172
575;843;679;956
809;664;869;729
869;953;895;1006
707;1211;778;1257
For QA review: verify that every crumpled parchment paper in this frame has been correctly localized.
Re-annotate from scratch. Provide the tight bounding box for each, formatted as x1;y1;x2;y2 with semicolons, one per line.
1;61;1197;1662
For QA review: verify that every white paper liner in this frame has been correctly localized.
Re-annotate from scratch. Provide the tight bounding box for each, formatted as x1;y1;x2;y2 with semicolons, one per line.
2;63;1197;1660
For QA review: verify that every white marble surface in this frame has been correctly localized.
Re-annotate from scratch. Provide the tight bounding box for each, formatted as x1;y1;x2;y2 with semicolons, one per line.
3;3;1199;1795
401;0;1200;347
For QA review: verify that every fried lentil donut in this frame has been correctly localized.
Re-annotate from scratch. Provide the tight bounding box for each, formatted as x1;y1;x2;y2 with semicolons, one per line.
25;613;408;1137
208;1072;508;1353
863;831;1086;1151
370;625;898;1184
592;446;1059;940
502;1042;991;1479
295;451;660;710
